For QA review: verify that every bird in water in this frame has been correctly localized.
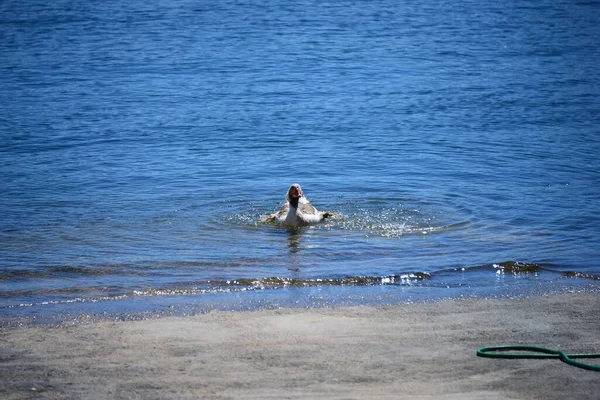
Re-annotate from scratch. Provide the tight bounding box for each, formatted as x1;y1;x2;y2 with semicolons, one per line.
264;184;337;227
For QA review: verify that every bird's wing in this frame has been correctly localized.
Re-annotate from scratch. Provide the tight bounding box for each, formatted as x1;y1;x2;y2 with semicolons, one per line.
263;203;289;222
299;201;319;215
277;203;289;215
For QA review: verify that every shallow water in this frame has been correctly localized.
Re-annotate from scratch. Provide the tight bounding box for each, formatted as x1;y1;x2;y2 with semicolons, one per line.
1;0;600;322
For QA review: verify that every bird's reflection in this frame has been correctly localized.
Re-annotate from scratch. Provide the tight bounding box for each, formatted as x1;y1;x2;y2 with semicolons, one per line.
285;227;305;273
286;227;303;254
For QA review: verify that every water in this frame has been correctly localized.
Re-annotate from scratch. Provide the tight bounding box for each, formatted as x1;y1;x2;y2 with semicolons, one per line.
1;0;600;323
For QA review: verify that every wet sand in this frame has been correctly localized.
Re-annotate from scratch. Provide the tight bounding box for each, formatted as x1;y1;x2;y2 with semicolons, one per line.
1;292;599;399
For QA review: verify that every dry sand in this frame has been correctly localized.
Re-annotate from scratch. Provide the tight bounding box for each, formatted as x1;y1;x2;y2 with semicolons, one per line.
1;292;599;399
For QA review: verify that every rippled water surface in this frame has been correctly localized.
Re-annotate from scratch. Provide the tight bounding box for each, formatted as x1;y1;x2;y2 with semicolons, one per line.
1;0;600;322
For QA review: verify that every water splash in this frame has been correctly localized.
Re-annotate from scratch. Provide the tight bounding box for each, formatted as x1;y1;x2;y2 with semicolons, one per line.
224;201;459;239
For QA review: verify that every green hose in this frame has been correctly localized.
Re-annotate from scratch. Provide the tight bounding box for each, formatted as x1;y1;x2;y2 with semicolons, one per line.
477;345;600;372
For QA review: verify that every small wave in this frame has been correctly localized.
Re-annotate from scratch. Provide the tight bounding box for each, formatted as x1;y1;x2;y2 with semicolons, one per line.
231;272;432;288
4;261;598;312
0;272;431;309
0;264;156;281
2;286;252;309
492;261;543;273
439;261;600;281
560;271;600;280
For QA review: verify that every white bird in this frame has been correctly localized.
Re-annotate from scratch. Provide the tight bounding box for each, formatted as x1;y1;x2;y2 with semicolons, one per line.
265;184;336;227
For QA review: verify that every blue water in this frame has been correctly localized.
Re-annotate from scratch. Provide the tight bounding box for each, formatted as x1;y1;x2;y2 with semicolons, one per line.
1;0;600;322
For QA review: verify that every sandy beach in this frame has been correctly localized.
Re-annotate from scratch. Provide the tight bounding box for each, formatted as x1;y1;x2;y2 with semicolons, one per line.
1;292;599;400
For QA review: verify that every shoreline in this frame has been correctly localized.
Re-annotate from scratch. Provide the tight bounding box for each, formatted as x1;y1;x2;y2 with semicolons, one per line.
3;279;599;329
1;292;599;399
